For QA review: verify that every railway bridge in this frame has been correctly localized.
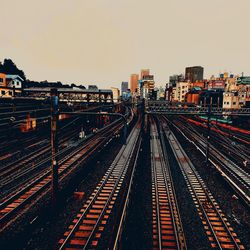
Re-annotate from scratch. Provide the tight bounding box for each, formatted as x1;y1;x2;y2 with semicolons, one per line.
146;100;250;116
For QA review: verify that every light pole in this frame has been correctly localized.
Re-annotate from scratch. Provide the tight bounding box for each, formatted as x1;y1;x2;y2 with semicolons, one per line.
50;88;59;207
206;102;211;167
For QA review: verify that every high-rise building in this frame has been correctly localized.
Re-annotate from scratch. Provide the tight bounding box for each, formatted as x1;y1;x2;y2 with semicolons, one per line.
173;81;190;102
141;69;150;80
185;66;204;82
121;82;128;94
169;74;184;87
111;87;120;103
130;74;139;94
140;75;155;99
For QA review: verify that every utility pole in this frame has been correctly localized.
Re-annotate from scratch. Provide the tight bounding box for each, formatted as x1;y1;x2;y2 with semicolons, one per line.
123;121;127;144
50;88;59;207
206;102;211;167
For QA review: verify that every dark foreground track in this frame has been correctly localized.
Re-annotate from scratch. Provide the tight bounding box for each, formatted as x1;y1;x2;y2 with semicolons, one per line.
160;117;245;250
0;119;123;232
150;118;186;250
58;119;141;249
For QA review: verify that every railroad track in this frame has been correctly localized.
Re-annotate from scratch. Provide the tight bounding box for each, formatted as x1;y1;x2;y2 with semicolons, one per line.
210;135;250;168
179;116;250;168
0;122;81;181
0;144;49;180
0;132;48;164
0;105;111;164
0;130;84;201
0;119;124;231
0;117;82;168
0;108;50;119
169;117;250;207
58;120;141;250
161;118;245;250
192;116;250;145
0;116;83;177
150;118;186;250
0;121;84;196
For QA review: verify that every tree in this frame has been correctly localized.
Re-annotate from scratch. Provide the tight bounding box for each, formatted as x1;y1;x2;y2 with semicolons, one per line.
0;58;26;80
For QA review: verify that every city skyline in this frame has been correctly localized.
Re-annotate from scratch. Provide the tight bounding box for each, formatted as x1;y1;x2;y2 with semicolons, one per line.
1;0;250;88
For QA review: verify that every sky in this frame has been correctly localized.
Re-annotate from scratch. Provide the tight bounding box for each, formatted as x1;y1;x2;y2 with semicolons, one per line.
1;0;250;88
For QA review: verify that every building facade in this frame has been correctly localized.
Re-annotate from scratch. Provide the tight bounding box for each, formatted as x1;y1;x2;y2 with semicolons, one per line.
6;75;23;89
173;81;190;102
130;74;139;94
223;84;250;109
141;69;150;80
110;87;120;103
185;66;204;82
0;73;23;97
140;75;155;99
0;73;7;86
121;81;128;94
223;92;241;109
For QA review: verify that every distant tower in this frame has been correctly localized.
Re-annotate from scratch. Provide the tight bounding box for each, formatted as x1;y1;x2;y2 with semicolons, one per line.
141;69;150;80
185;66;204;82
130;74;139;94
121;82;128;94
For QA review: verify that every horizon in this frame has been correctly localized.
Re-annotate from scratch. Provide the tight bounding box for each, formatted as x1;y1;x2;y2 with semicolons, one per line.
1;58;247;88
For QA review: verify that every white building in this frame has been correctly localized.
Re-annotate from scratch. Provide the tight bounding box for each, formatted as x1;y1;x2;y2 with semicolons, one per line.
223;92;240;109
223;84;249;109
173;82;190;102
6;75;24;89
110;87;120;103
139;75;155;99
223;91;246;109
141;84;149;99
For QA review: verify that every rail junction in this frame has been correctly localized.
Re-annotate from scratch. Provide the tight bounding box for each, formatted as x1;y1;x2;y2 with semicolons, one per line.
0;95;250;249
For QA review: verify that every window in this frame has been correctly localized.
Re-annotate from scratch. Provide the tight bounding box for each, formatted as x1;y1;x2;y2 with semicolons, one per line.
0;78;3;83
9;91;13;95
233;102;236;105
1;90;6;95
16;82;20;86
227;102;229;105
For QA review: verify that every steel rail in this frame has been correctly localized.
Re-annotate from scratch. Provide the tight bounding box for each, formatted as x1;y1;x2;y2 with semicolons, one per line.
179;116;250;163
0;127;82;196
59;119;140;250
112;136;142;249
0;121;124;227
0;118;84;180
0;108;50;117
150;117;186;250
0;117;81;169
157;119;187;250
170;118;250;206
150;122;162;250
0;118;123;203
161;117;244;249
